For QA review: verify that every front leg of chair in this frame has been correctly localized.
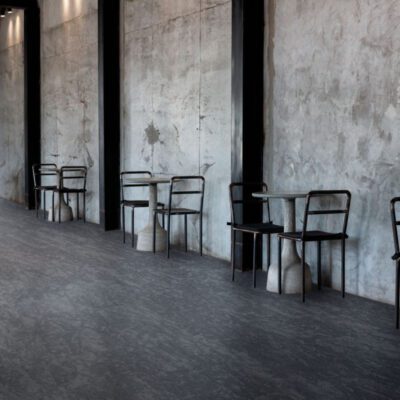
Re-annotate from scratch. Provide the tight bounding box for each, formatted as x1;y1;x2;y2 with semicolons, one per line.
52;191;55;222
341;239;346;298
43;191;46;220
167;214;171;258
231;229;236;282
184;214;188;252
77;193;80;221
253;233;257;288
302;242;306;302
317;241;322;290
200;213;203;256
152;212;157;253
35;189;38;218
122;206;126;243
278;237;282;294
83;193;86;223
396;260;399;329
267;234;271;268
131;208;135;248
58;193;61;224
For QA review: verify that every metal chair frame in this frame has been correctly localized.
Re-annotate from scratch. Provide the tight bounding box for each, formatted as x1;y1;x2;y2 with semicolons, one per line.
57;166;87;223
390;197;400;329
32;163;57;220
153;176;205;258
278;190;351;302
120;171;164;248
229;182;284;289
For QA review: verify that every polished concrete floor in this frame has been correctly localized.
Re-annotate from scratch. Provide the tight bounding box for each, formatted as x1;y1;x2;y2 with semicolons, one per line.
0;200;399;400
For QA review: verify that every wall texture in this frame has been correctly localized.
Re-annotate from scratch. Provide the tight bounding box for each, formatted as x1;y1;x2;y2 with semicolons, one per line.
122;0;232;258
265;0;400;303
41;0;99;222
0;11;25;204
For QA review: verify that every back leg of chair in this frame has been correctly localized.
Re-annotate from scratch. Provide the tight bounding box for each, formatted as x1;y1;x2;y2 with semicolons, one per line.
253;233;257;288
302;242;306;302
231;230;236;282
199;213;203;256
153;212;157;253
341;239;346;298
43;191;46;220
317;241;322;290
167;214;171;258
396;259;399;329
184;215;188;252
83;192;86;223
122;206;126;243
278;237;282;294
52;192;55;222
267;234;271;268
76;193;80;221
58;193;61;224
131;208;135;248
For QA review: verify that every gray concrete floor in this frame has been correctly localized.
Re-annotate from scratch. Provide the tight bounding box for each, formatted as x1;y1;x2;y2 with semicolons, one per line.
0;199;399;400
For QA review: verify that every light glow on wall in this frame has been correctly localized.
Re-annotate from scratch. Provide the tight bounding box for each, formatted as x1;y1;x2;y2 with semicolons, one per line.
62;0;82;20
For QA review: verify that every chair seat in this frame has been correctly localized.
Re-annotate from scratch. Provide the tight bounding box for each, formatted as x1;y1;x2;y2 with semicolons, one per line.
392;252;400;261
155;208;200;215
278;230;348;242
231;222;284;234
122;200;164;208
36;185;57;191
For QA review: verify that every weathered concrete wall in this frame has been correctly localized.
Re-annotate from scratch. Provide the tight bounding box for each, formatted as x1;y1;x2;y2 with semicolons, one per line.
0;11;25;204
265;0;400;303
122;0;232;258
41;0;99;222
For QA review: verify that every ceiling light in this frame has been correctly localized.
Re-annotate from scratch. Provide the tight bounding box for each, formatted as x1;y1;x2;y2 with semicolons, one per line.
7;8;12;14
0;9;6;18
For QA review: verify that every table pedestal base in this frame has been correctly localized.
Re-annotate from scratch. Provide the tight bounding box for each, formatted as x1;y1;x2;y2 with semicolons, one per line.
266;261;312;294
48;193;73;222
136;222;166;252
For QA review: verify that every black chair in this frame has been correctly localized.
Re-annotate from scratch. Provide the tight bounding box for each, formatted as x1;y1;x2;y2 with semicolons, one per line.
120;171;164;247
153;176;205;258
32;163;58;219
229;182;284;289
390;197;400;329
57;166;87;223
278;190;351;302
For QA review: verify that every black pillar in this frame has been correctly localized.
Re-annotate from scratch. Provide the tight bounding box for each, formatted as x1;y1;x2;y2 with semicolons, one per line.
24;3;41;209
232;0;265;270
98;0;121;230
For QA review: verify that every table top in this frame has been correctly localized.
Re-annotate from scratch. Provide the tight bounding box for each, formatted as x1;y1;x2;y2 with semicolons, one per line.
253;191;308;199
125;177;170;184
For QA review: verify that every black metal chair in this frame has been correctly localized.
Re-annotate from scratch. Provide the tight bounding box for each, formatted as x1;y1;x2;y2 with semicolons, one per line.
153;176;205;258
57;166;87;223
120;171;164;247
229;182;284;289
278;190;351;302
390;197;400;329
32;163;58;219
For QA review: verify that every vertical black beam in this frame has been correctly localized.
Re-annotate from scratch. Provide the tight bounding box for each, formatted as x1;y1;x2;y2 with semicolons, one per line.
24;3;41;209
232;0;264;271
98;0;121;230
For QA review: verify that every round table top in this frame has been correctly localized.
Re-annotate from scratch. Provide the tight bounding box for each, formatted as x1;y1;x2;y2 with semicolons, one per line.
253;191;308;199
125;177;170;184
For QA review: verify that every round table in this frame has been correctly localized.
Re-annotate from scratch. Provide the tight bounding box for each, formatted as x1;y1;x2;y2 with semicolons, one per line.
252;191;312;294
125;177;170;252
39;167;73;222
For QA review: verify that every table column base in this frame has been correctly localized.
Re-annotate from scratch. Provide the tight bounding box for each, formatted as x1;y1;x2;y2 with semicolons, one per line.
266;261;312;294
136;222;166;252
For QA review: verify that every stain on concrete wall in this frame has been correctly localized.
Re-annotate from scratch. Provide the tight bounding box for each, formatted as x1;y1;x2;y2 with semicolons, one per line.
41;0;99;222
265;0;400;303
122;0;232;258
0;11;25;204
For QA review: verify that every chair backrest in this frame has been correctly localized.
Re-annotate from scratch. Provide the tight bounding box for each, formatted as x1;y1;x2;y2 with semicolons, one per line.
32;163;58;188
60;166;87;190
168;176;205;213
302;190;351;238
391;197;400;255
120;171;152;201
229;182;271;225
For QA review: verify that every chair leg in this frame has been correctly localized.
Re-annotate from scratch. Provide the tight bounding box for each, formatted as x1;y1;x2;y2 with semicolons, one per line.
67;193;69;205
278;237;282;294
43;191;46;220
184;214;188;252
131;208;135;248
341;239;346;298
396;260;399;329
302;242;306;302
317;241;322;290
35;190;38;218
58;193;61;224
267;234;271;268
199;213;203;256
153;212;157;253
83;193;86;223
167;214;171;258
162;212;165;229
77;193;80;221
52;191;55;222
231;230;236;282
253;233;257;288
122;206;126;243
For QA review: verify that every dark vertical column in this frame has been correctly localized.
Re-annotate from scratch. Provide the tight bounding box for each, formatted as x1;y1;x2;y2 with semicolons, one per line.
98;0;121;230
232;0;265;271
24;4;41;209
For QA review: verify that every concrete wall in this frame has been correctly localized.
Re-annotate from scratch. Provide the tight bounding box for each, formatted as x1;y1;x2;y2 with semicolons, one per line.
265;0;400;303
122;0;232;258
0;11;25;204
41;0;99;222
